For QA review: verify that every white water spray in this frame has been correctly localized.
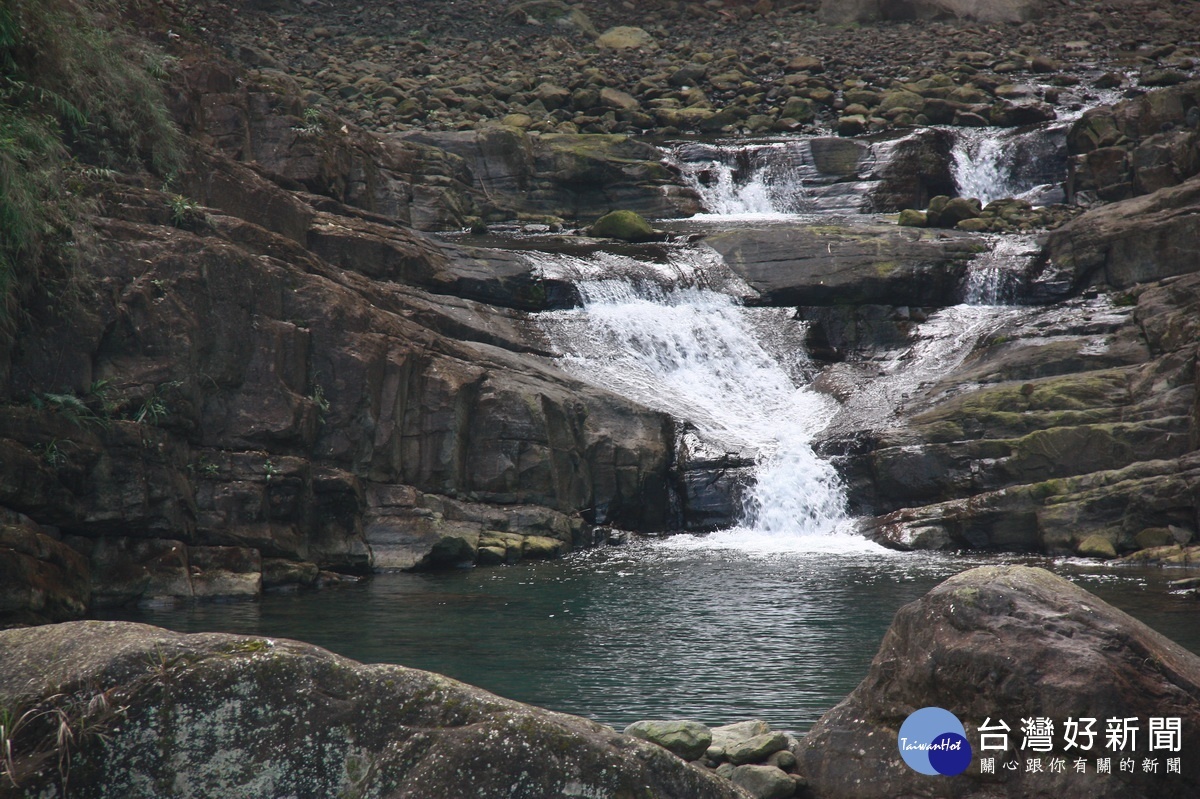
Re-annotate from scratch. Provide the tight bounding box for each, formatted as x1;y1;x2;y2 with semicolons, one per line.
532;249;858;548
961;234;1040;305
952;130;1014;204
670;141;811;217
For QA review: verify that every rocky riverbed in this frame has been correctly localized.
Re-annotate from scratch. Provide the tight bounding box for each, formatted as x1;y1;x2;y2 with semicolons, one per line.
176;0;1200;138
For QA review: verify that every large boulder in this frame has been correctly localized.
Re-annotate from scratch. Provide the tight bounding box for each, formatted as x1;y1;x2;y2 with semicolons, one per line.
799;566;1200;798
819;0;1045;24
0;621;749;799
1039;172;1200;291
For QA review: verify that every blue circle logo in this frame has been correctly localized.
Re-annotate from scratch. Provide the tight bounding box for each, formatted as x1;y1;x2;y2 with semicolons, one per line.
897;707;972;776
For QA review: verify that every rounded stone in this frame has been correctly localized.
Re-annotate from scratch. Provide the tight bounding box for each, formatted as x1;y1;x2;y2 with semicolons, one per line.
596;26;654;50
729;764;796;799
726;731;789;765
1077;534;1118;559
623;720;713;761
588;210;656;242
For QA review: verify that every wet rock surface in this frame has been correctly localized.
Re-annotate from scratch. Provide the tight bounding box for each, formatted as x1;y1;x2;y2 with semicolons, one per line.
823;78;1200;557
0;621;749;799
798;565;1200;798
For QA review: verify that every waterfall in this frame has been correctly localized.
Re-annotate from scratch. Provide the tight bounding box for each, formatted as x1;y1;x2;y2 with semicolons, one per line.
531;249;857;548
951;125;1069;205
961;234;1040;305
669;141;812;217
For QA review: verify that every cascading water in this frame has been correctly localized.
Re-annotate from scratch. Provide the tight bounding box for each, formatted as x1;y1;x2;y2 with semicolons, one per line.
530;249;863;551
951;125;1070;205
961;234;1041;305
670;141;811;216
666;140;816;217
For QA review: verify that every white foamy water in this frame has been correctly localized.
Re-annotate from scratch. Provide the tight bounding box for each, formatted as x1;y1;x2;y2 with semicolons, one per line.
951;125;1071;205
670;141;810;216
952;130;1014;204
961;234;1040;305
533;248;862;548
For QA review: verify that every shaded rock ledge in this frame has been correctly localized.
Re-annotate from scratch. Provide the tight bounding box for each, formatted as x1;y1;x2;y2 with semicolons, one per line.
0;620;749;799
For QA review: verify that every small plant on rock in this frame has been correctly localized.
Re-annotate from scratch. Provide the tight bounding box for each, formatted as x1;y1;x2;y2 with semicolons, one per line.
166;193;203;228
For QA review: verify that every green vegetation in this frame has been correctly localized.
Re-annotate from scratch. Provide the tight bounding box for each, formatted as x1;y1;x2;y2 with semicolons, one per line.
0;0;182;330
166;193;202;228
31;390;106;428
29;377;179;428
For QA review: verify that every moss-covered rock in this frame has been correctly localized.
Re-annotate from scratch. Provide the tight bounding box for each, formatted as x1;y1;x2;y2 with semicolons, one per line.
624;719;713;761
588;209;657;241
1076;533;1118;558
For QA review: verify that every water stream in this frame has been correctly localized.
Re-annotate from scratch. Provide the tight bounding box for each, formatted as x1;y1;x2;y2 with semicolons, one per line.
531;248;852;545
106;124;1200;733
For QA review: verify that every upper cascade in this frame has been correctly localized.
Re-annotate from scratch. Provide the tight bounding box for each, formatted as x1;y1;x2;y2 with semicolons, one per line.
665;137;902;217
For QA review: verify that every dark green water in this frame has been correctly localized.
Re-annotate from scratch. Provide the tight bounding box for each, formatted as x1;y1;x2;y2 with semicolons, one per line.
100;538;1200;733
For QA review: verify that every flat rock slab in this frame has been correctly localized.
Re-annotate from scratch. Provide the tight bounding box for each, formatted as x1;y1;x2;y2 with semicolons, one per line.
0;621;749;799
799;565;1200;798
702;221;982;307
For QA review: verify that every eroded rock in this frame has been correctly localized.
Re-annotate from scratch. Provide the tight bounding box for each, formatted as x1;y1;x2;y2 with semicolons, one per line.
0;621;748;799
799;565;1200;798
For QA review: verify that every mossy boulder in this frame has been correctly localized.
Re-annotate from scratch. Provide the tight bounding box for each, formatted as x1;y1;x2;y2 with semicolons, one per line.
955;217;991;232
1076;533;1118;558
1134;527;1174;550
726;731;789;765
939;196;982;226
897;208;927;227
729;764;796;799
780;96;815;123
588;209;658;242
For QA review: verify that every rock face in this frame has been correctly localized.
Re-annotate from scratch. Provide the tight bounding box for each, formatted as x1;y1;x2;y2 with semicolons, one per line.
843;278;1198;553
1067;81;1200;204
704;221;982;307
0;621;749;799
1040;174;1200;291
0;512;90;627
826;81;1200;557
0;42;684;618
799;565;1200;798
400;127;700;222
